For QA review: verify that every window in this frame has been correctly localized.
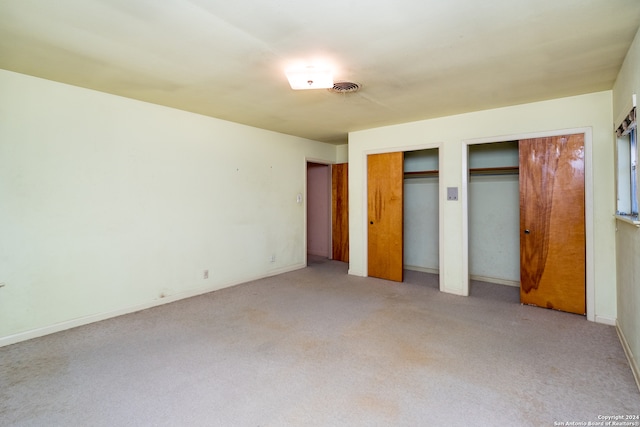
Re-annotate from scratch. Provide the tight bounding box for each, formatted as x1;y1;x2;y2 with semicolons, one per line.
616;105;638;220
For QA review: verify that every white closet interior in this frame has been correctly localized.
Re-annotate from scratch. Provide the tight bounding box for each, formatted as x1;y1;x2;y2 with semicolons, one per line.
403;148;439;273
468;141;520;286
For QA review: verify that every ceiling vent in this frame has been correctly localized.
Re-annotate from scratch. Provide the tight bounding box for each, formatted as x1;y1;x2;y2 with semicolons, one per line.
329;81;361;94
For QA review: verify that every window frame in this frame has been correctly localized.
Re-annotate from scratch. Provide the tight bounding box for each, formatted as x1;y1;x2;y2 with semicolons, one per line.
615;105;639;224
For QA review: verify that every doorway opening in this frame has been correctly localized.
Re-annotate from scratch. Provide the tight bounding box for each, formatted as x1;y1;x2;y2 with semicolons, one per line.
403;148;440;291
467;141;520;304
306;162;331;263
464;134;588;316
366;147;442;291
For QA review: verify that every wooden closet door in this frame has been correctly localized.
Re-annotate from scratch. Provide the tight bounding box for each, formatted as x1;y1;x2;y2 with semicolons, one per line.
332;163;349;262
368;152;404;282
519;134;585;314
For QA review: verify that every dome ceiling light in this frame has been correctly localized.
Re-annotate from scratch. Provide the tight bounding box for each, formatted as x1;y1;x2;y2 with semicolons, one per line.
285;64;333;90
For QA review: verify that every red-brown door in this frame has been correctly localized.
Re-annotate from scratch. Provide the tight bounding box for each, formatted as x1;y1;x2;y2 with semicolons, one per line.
519;134;585;314
368;152;404;282
332;163;349;262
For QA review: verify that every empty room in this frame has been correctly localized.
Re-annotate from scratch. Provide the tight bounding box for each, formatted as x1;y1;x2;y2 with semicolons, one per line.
1;1;640;425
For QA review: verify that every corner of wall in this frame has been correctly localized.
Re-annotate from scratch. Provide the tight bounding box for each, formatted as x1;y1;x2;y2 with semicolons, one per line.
617;320;640;392
336;144;349;163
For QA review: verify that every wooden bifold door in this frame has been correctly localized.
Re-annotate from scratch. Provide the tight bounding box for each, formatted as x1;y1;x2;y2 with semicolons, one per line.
519;134;585;315
367;152;404;282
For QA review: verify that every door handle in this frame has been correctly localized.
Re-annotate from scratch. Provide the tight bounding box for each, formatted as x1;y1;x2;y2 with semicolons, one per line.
370;221;374;225
524;229;530;234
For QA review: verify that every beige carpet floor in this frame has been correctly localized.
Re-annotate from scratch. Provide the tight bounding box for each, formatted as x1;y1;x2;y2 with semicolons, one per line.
1;256;638;426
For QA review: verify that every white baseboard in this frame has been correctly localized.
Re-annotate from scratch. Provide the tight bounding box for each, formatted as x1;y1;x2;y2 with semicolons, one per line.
307;250;330;257
404;265;439;275
616;321;640;393
594;315;616;326
469;275;520;288
0;263;306;348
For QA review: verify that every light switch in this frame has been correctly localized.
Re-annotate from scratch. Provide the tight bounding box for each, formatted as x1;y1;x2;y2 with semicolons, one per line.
447;187;458;201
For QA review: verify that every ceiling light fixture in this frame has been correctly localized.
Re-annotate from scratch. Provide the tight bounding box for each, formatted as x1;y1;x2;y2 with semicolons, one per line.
285;64;333;90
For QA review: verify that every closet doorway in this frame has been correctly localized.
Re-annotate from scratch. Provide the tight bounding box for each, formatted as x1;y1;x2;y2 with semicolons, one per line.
404;148;440;281
467;141;520;287
367;147;441;289
465;135;586;315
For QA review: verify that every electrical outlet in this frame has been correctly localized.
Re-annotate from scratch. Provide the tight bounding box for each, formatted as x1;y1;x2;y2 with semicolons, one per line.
270;254;276;263
203;270;209;279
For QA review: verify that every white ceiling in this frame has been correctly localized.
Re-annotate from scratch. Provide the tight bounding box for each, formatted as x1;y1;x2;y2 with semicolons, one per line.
1;0;639;144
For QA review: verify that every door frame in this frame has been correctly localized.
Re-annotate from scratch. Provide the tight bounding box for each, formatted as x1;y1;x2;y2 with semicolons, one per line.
461;127;595;321
362;142;443;291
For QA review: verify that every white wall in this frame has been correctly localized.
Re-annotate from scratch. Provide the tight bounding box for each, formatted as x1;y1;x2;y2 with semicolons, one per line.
612;26;640;387
349;91;615;323
0;70;337;345
336;144;349;163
